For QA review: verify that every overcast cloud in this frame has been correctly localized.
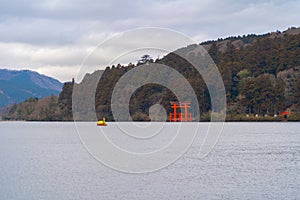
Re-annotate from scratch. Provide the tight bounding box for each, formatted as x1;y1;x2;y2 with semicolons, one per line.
0;0;299;82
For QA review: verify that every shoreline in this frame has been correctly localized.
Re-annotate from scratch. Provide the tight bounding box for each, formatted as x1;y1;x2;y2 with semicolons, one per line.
0;120;299;123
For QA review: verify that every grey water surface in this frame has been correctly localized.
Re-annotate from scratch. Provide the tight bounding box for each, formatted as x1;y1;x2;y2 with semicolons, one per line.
0;122;299;200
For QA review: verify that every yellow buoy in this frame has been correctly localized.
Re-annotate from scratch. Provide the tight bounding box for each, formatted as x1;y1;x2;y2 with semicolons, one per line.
97;117;107;126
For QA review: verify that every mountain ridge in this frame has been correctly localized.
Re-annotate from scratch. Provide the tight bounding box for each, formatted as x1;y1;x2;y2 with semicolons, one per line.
0;69;63;107
200;27;300;53
3;27;300;121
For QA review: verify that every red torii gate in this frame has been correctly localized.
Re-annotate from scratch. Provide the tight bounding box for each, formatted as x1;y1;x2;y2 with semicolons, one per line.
169;102;193;122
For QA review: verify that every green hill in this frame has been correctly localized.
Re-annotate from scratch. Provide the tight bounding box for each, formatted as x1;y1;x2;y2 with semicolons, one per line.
4;27;300;121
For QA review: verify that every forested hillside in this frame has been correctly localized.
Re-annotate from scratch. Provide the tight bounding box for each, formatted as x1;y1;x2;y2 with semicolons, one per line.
2;81;74;121
4;27;300;121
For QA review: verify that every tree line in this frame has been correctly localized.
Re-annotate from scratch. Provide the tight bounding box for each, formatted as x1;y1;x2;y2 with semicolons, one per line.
4;28;300;121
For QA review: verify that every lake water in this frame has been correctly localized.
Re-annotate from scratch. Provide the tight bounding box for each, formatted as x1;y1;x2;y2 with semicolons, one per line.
0;122;299;200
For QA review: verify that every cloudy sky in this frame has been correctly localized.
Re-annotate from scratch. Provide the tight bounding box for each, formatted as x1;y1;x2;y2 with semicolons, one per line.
0;0;299;82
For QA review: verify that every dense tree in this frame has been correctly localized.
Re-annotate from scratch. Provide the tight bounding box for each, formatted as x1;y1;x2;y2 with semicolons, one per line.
57;79;74;120
240;74;284;115
293;78;300;112
4;28;300;121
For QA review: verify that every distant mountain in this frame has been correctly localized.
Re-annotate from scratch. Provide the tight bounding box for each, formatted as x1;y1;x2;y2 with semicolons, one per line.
0;69;63;107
